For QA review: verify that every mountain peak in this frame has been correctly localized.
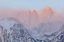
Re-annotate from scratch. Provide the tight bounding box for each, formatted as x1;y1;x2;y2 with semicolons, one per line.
26;10;31;14
43;7;53;13
31;10;37;15
0;18;20;23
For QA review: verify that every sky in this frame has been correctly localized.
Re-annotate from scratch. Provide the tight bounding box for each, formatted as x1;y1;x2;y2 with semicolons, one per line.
0;0;64;9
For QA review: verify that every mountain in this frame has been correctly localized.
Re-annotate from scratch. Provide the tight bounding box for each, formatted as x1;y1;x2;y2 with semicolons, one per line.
0;7;63;42
30;10;39;27
28;23;64;42
16;7;61;28
0;7;61;28
0;18;35;42
38;7;61;23
28;20;63;41
0;18;64;42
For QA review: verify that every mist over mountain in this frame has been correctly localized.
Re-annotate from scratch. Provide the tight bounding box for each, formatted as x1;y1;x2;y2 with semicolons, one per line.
0;7;64;42
0;7;62;28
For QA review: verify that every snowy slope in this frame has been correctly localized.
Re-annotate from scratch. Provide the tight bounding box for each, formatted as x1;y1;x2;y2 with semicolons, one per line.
0;18;19;33
0;18;35;42
28;21;63;40
0;18;64;42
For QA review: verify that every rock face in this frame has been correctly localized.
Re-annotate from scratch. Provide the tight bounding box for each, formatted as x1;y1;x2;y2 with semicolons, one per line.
35;24;64;42
0;18;64;42
0;18;35;42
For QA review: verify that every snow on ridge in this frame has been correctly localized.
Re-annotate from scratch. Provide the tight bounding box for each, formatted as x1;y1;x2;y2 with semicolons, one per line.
0;18;22;33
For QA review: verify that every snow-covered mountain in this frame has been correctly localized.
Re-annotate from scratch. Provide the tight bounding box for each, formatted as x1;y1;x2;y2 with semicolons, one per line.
0;18;64;42
0;18;35;42
28;21;63;38
0;7;64;42
28;23;64;42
